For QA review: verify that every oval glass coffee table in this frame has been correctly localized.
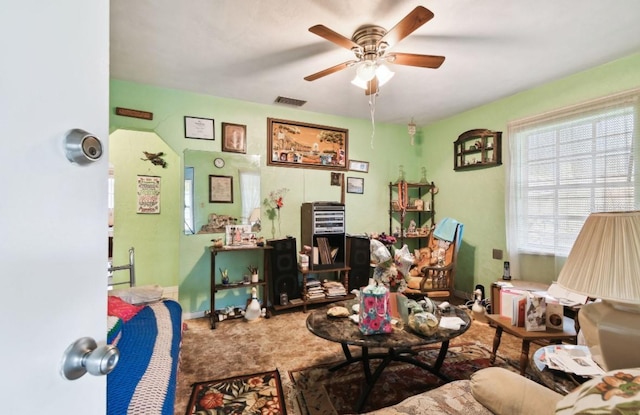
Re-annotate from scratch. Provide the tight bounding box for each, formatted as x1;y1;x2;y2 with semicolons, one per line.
306;301;471;412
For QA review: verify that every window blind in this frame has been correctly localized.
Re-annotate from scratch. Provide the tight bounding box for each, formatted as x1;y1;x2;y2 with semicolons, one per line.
507;89;639;261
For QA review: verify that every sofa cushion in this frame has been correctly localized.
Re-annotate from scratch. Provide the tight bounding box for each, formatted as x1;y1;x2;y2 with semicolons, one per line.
363;380;492;415
555;368;640;414
471;367;562;415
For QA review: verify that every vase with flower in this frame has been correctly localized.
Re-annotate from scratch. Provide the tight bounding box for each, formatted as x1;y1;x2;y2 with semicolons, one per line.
263;188;289;239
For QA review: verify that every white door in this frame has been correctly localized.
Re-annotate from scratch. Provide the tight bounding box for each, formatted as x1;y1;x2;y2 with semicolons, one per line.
0;2;109;413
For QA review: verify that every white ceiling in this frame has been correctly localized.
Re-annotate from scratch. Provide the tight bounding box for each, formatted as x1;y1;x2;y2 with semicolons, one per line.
110;0;640;126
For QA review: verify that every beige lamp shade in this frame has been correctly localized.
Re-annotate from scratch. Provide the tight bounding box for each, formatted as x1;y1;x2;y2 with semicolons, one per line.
556;211;640;304
556;211;640;371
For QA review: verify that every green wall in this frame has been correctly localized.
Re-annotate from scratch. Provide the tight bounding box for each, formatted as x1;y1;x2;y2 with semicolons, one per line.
109;130;181;288
109;82;419;314
109;51;640;314
422;52;640;294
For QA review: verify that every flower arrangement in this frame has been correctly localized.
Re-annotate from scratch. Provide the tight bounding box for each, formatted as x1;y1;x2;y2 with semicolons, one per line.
369;239;411;292
263;188;289;237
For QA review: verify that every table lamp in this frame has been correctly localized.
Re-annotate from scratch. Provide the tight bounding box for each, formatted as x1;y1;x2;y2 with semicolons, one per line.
556;211;640;371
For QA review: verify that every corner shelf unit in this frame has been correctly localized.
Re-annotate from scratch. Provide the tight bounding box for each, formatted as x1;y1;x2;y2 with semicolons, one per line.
388;181;436;249
454;129;502;171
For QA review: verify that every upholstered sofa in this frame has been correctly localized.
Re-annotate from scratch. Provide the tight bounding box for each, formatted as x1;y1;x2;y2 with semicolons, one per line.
365;366;640;415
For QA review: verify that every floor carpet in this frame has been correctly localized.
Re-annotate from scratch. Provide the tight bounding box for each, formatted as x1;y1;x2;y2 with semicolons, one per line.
289;341;531;415
175;306;540;415
185;370;286;415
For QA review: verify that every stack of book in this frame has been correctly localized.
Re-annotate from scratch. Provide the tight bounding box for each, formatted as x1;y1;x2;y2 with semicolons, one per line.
322;280;347;298
306;278;325;300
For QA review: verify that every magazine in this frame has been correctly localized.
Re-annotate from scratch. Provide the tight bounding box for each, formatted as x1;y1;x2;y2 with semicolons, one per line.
539;345;605;377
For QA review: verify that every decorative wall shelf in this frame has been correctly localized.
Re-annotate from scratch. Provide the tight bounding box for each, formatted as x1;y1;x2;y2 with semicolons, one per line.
454;129;502;171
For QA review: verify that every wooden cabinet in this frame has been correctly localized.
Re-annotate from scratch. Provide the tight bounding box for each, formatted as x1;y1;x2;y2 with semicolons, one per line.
388;181;436;248
209;245;272;329
454;129;502;171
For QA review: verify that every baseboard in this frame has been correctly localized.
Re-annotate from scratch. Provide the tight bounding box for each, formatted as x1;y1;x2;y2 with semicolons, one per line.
183;310;206;320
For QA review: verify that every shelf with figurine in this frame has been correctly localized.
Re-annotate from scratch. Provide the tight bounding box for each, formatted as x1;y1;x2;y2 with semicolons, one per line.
454;129;502;171
388;172;436;249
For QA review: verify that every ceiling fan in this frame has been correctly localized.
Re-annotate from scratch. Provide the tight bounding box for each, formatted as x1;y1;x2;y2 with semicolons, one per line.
304;6;445;95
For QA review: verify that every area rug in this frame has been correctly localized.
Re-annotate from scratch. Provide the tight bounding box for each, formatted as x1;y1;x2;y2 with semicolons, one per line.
289;342;534;415
186;370;286;415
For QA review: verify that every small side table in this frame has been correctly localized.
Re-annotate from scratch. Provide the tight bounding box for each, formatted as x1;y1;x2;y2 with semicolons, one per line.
485;313;577;376
530;345;590;395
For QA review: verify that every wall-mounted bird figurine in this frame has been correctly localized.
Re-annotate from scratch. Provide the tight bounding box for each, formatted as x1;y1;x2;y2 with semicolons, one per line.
141;151;167;168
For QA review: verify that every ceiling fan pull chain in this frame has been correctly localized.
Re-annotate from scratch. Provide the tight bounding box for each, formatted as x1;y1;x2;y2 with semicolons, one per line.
369;93;376;149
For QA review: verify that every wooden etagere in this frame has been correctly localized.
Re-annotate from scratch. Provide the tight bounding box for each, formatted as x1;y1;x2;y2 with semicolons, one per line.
389;180;436;249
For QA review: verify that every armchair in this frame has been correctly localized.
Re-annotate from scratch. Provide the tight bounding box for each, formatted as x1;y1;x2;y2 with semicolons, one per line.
404;220;462;300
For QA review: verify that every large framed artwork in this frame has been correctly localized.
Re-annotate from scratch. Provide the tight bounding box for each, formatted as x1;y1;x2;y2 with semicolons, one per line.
267;118;348;170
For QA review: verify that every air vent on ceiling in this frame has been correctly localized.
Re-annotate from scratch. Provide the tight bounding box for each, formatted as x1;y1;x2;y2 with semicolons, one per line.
274;96;307;107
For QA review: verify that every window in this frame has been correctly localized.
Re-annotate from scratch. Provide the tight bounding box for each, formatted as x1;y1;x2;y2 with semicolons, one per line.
184;167;195;234
507;89;639;263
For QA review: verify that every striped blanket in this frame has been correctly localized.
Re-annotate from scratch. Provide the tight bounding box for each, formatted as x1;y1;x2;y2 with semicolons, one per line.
107;299;182;415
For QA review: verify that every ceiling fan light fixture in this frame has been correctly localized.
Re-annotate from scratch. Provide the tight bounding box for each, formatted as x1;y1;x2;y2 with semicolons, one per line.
356;61;377;82
350;76;368;90
375;64;394;86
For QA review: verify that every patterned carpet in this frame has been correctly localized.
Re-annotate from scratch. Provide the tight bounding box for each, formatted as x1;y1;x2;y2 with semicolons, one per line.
186;370;286;415
175;305;539;415
289;341;531;414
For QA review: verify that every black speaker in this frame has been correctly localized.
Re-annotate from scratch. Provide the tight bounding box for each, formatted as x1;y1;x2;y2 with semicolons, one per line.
346;236;371;291
267;237;301;305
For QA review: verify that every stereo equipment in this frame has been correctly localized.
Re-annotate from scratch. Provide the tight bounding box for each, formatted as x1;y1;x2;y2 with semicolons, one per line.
301;202;346;270
346;236;371;291
267;237;300;305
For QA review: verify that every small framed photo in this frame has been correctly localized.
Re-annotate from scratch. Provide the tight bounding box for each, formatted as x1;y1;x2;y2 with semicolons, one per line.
209;175;233;203
185;116;215;140
222;122;247;154
330;172;342;186
346;177;364;194
348;159;369;173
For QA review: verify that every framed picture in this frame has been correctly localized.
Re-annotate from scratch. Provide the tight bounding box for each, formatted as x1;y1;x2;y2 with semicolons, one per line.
222;122;246;154
137;175;160;214
185;116;215;140
209;175;233;203
346;177;364;194
330;172;342;186
267;118;348;170
348;159;369;173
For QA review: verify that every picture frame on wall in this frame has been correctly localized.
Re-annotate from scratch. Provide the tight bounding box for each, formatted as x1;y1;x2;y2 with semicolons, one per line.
184;116;215;140
209;175;233;203
348;159;369;173
346;177;364;194
221;122;247;154
136;175;161;214
267;117;348;171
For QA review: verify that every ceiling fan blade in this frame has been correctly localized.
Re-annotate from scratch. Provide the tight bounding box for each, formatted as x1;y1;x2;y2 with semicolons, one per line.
378;6;434;48
365;77;379;96
389;53;445;68
309;25;359;50
304;61;355;81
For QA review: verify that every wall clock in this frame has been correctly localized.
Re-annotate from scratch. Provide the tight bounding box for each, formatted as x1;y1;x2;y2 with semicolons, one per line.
214;157;225;168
